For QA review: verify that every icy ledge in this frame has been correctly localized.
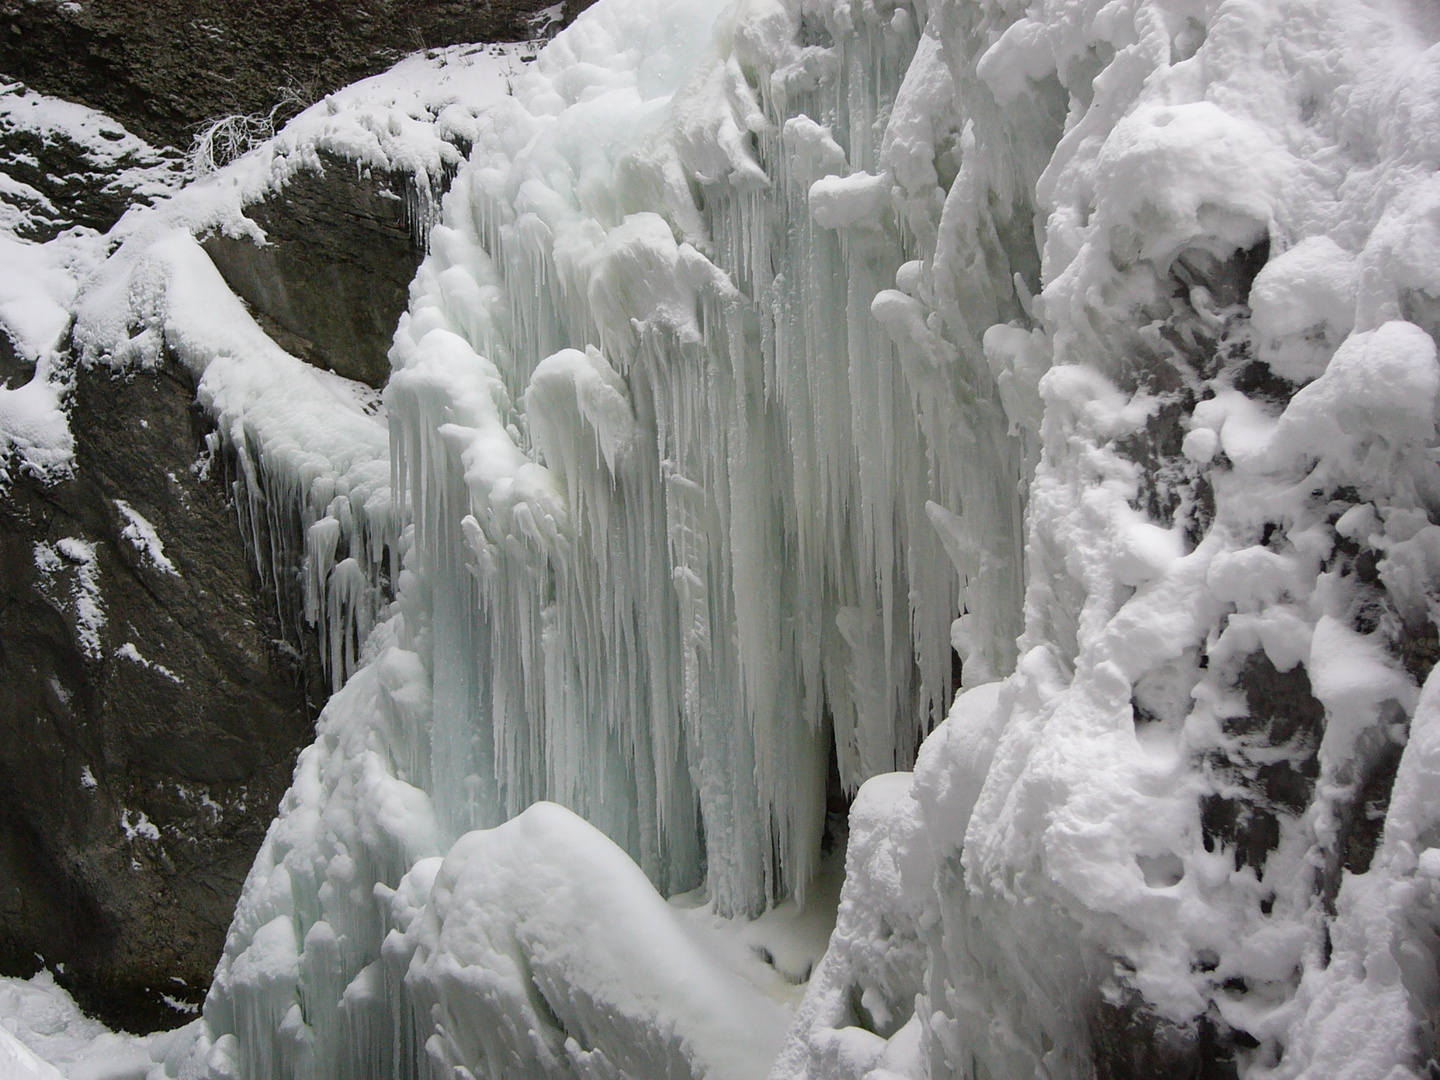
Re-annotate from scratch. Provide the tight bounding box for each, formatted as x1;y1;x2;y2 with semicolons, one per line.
73;228;399;689
42;41;539;692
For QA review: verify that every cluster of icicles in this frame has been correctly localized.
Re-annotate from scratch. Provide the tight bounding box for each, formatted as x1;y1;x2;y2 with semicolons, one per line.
377;0;1031;918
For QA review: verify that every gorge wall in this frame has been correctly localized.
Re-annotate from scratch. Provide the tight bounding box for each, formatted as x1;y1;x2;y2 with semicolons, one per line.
0;338;315;1030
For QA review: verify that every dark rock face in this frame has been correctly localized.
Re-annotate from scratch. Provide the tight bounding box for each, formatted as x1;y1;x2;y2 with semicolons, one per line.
1199;654;1325;879
203;153;420;389
0;107;180;242
0;0;551;152
564;0;601;25
0;346;317;1031
1093;990;1242;1080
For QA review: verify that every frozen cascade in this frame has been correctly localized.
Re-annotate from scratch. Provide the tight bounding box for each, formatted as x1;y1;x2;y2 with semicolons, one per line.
176;0;1039;1069
382;0;1038;916
53;0;1440;1075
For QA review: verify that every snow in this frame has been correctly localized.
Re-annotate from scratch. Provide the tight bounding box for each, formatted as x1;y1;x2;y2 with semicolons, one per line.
0;970;199;1080
0;224;88;486
109;41;539;256
34;539;105;659
0;1027;65;1080
113;501;176;574
168;0;986;1062
780;0;1440;1074
9;0;1440;1074
376;0;989;923
184;0;1440;1068
0;356;73;486
119;809;160;843
0;81;180;224
399;802;789;1080
0;230;94;367
1249;236;1359;383
0;80;181;487
187;607;837;1080
115;643;182;683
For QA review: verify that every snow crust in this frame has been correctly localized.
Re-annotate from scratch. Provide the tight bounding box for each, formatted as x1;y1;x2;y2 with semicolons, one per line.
780;0;1440;1077
114;500;177;574
0;208;86;487
34;538;105;659
0;79;179;237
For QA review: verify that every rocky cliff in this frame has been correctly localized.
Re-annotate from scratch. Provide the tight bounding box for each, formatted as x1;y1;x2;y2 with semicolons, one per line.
203;152;423;390
0;0;552;152
0;342;315;1031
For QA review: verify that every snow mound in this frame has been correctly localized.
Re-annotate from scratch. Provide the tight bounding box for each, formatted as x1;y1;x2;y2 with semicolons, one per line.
400;802;788;1080
0;969;200;1080
0;1028;64;1080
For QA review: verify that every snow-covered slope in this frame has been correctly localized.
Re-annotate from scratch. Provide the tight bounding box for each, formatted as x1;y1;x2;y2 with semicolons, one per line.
38;0;1440;1075
0;971;196;1080
0;81;182;488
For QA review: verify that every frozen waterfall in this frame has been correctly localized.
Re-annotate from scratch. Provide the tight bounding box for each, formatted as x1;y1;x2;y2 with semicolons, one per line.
379;0;1035;915
56;0;1440;1075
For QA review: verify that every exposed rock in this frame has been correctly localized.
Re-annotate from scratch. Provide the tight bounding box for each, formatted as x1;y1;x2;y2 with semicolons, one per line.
203;153;419;389
1093;987;1241;1080
0;0;553;153
0;343;318;1031
563;0;602;25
